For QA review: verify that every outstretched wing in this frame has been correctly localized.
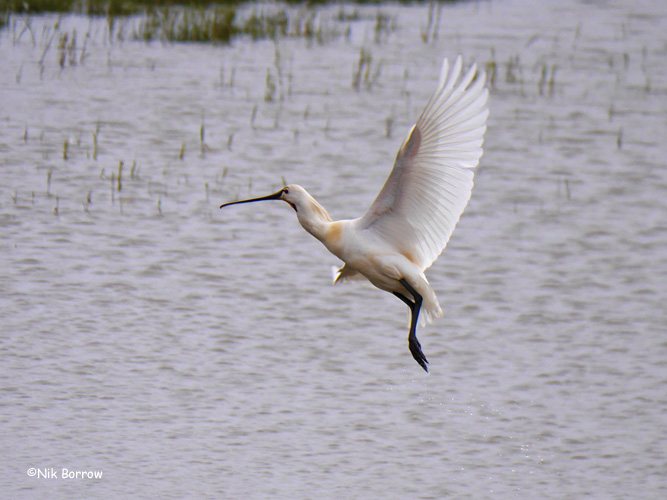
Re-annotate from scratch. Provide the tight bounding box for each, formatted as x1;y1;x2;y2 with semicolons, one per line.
357;56;489;271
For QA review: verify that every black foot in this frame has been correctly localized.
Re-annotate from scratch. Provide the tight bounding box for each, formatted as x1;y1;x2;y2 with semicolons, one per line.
409;334;429;373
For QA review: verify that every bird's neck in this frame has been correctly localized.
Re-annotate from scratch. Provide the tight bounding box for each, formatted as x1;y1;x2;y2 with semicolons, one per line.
296;197;333;241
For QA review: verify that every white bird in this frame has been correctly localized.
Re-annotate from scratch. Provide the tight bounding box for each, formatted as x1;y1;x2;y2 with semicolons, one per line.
220;56;489;372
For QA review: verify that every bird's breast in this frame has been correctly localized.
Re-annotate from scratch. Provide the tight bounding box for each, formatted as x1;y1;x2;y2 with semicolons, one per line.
322;221;346;259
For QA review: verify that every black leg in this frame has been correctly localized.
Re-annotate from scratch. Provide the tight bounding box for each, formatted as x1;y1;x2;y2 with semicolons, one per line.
393;279;429;372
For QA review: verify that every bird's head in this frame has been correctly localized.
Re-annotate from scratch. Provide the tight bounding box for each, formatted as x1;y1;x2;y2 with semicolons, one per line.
220;183;333;238
219;184;305;213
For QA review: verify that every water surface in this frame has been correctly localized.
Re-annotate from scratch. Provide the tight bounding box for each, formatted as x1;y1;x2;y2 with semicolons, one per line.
1;0;666;498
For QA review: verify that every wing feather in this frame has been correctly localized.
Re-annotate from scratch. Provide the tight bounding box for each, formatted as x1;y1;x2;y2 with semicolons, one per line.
357;56;489;270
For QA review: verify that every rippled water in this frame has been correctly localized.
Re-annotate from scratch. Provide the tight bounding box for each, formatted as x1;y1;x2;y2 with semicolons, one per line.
1;0;666;498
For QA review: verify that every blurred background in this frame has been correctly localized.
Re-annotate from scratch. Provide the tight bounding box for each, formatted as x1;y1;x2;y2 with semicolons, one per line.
1;0;665;498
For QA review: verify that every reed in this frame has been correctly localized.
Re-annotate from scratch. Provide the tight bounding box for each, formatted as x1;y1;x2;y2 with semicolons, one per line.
386;113;395;138
46;168;53;196
135;6;237;44
92;125;99;160
373;11;393;43
265;69;276;102
547;65;557;96
352;47;371;90
250;104;258;129
58;32;67;68
244;9;288;41
8;2;371;46
84;189;92;212
506;55;520;84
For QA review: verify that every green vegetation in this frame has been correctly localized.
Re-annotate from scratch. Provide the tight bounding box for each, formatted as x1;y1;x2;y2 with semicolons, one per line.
5;1;464;15
4;1;467;16
2;0;466;44
134;6;237;43
132;4;347;44
5;0;135;15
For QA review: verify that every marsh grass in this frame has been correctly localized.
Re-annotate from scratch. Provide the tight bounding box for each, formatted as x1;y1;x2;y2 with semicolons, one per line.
84;189;92;212
244;9;287;40
134;6;236;44
506;54;521;84
46;168;53;196
420;1;441;43
132;6;343;44
264;69;276;101
92;126;99;160
352;47;382;91
4;1;389;46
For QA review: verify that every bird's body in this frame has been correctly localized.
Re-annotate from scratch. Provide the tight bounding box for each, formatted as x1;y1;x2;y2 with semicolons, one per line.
290;196;443;324
221;56;489;371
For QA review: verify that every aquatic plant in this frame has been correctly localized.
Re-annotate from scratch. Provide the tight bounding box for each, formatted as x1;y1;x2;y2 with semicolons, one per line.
7;0;76;13
352;47;372;90
352;47;382;91
84;189;92;212
46;168;53;196
4;1;370;46
421;1;442;43
244;8;287;40
486;60;498;88
538;63;557;96
264;69;277;102
131;5;344;45
134;6;237;44
506;54;521;84
92;125;99;160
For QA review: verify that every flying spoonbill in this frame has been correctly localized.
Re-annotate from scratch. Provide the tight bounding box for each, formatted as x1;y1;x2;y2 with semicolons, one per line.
220;56;488;371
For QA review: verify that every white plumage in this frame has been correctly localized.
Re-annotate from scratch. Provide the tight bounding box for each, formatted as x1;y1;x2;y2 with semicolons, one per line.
221;56;489;372
358;56;488;271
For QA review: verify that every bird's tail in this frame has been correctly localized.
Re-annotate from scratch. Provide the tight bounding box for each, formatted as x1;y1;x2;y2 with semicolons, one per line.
413;274;444;327
401;284;443;327
419;296;443;327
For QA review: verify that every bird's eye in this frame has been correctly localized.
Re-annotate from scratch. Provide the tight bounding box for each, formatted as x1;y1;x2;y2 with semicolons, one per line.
283;188;289;195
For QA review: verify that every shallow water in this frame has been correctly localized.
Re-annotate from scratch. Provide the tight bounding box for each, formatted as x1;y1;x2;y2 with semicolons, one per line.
1;0;666;498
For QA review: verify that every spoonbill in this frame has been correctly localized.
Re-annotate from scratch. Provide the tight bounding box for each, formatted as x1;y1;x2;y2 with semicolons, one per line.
220;56;488;371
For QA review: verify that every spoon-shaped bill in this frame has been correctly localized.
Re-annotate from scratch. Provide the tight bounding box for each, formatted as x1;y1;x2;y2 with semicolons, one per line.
219;189;284;209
